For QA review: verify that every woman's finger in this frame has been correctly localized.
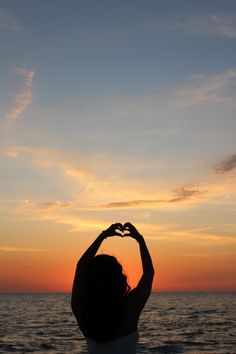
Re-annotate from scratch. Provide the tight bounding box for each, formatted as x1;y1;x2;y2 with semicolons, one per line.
113;231;123;236
124;222;136;232
123;232;132;237
115;223;123;230
124;222;133;228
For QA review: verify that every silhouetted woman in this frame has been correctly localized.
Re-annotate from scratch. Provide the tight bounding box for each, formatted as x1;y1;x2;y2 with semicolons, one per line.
71;222;154;354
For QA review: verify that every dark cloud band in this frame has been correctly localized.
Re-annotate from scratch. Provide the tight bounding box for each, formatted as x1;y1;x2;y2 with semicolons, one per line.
96;184;205;209
214;154;236;174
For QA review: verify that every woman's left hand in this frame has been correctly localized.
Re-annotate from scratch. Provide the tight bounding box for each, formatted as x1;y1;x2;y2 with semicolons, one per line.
101;223;124;238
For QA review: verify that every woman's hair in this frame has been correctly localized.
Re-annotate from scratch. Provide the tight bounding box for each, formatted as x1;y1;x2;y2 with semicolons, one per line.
81;254;130;342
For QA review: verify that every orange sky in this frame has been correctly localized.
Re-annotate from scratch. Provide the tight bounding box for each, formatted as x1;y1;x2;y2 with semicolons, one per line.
1;225;235;292
1;1;236;293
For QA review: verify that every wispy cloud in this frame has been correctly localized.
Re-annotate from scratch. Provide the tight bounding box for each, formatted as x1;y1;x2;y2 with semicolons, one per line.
3;146;150;205
3;192;236;241
3;140;236;218
94;183;206;209
4;146;32;158
171;69;236;108
0;8;22;32
140;222;236;244
0;246;46;252
169;13;236;38
162;229;236;245
96;199;164;209
214;154;236;174
41;214;107;232
201;175;236;207
82;68;236;136
6;68;35;123
40;201;75;210
171;184;206;202
19;200;108;232
21;199;75;210
5;146;210;208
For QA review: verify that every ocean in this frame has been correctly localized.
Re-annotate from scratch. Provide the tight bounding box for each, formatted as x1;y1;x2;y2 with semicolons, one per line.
0;292;235;353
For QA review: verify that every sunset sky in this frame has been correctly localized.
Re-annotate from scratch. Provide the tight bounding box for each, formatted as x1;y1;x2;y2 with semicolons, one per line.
1;0;236;292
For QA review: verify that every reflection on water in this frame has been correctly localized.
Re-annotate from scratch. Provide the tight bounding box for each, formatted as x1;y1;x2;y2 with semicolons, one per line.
0;292;235;353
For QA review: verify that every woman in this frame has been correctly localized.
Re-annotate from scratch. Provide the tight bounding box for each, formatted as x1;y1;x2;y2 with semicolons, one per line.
71;222;154;354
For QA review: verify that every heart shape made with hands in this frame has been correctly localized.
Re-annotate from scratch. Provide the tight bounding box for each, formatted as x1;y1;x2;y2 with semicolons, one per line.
115;224;130;237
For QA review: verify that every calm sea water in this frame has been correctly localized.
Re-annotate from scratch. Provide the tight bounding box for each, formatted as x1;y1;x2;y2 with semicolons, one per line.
0;292;235;353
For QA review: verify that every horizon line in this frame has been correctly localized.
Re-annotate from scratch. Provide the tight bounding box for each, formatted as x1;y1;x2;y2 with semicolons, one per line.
0;290;235;295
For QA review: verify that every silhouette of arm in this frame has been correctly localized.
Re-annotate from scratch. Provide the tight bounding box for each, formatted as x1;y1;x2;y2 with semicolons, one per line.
136;235;154;299
71;223;123;315
125;223;154;314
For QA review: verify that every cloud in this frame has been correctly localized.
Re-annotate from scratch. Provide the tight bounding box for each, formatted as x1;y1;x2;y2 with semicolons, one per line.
162;228;236;244
171;69;236;108
0;246;46;252
4;146;150;206
200;174;236;207
141;223;236;245
19;199;108;232
4;146;32;158
0;8;22;32
21;199;75;211
94;183;206;209
95;199;164;209
6;68;35;123
170;184;205;202
169;13;236;38
4;144;236;215
214;154;236;174
41;214;107;232
81;68;236;136
40;201;75;210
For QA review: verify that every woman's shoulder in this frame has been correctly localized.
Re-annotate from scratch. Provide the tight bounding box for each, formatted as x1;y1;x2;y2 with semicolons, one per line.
125;288;144;313
119;292;142;334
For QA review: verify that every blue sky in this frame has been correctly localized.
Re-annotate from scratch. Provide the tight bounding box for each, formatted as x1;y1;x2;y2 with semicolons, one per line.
0;0;236;291
1;0;236;206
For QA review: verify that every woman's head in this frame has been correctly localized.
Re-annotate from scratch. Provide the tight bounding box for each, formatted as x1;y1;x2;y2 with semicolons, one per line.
82;254;130;341
85;254;130;296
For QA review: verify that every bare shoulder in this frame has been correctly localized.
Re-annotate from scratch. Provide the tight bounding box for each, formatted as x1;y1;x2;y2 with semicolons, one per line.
125;272;153;315
126;288;146;312
124;286;148;323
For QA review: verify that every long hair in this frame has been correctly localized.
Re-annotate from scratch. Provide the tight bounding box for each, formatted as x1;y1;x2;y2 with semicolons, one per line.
82;254;130;342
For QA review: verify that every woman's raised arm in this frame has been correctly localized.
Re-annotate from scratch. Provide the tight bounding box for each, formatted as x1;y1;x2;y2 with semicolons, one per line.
124;222;154;311
71;223;123;314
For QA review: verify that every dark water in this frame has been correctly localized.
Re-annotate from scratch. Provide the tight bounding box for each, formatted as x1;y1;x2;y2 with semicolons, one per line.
0;292;235;353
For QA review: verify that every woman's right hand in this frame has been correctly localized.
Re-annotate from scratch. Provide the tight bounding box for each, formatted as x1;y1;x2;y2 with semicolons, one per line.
101;223;124;238
124;222;143;242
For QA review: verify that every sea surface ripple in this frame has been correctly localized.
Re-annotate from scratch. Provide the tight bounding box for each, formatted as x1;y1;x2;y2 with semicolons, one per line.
0;292;235;353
